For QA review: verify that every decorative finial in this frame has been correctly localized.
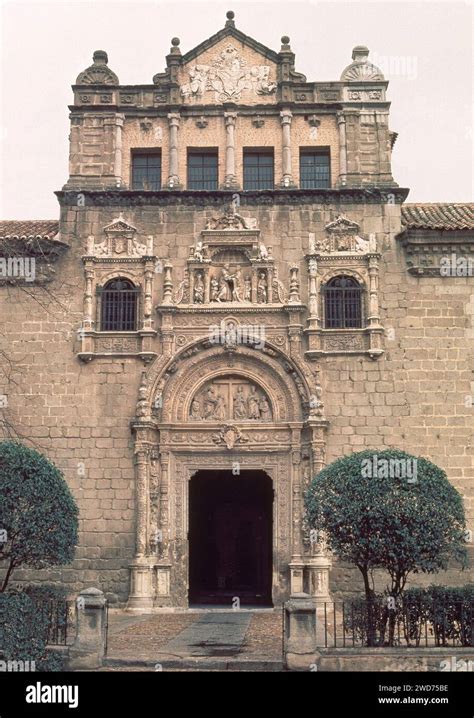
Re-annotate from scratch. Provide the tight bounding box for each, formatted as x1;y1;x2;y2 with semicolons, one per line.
281;35;290;46
93;50;108;65
226;10;235;27
352;45;369;62
171;37;180;47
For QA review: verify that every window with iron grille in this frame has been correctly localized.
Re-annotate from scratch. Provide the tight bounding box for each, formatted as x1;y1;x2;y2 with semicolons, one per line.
187;151;218;190
243;150;274;190
132;153;161;190
323;276;362;329
300;150;330;189
99;278;139;331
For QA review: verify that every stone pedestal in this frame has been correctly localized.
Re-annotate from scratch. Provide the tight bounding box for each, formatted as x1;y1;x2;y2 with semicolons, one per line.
127;558;154;612
307;554;332;604
284;592;317;671
69;588;107;670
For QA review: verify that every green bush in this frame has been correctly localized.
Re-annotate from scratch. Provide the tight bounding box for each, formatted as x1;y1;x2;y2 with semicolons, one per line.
0;592;65;671
305;449;467;602
0;441;78;592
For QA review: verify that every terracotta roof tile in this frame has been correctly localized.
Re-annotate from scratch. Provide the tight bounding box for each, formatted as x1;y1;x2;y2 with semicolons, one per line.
401;204;474;231
0;220;59;240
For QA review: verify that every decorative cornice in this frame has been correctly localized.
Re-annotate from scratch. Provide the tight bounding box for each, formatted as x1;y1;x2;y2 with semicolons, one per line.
56;187;409;207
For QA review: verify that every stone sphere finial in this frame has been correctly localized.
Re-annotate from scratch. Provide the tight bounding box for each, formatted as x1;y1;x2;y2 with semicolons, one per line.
226;10;235;20
171;37;180;47
281;35;290;45
93;50;108;65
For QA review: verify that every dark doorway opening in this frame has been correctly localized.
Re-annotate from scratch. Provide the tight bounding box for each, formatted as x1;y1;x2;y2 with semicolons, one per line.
189;470;273;606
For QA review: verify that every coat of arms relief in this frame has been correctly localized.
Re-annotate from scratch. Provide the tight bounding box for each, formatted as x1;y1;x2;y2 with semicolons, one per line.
180;44;277;102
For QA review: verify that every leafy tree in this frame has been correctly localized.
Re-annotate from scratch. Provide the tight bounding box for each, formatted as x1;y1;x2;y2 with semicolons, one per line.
0;441;78;591
305;449;467;604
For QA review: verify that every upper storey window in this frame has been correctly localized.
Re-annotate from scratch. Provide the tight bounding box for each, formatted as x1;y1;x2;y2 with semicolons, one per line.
187;150;218;190
243;150;274;190
99;278;139;331
323;276;362;329
132;152;161;190
300;149;330;189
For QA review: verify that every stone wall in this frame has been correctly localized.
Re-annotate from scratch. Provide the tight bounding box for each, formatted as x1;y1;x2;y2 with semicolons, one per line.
1;197;472;604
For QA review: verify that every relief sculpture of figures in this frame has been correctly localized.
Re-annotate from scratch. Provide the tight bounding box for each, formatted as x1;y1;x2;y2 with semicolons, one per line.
233;386;247;419
244;276;251;301
259;396;272;420
213;393;227;420
194;271;204;303
232;268;244;302
203;386;218;419
247;385;261;419
210;277;219;302
257;272;267;303
190;398;201;420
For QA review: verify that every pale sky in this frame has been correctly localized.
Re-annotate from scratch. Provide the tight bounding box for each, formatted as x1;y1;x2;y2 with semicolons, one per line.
0;0;472;219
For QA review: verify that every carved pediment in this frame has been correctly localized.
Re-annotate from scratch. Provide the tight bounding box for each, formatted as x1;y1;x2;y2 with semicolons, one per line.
85;217;152;258
205;206;250;231
103;217;137;236
180;41;277;104
307;216;376;255
325;216;360;235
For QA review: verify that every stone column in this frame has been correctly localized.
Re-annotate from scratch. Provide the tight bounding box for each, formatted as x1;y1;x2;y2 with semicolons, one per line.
69;588;107;669
114;114;124;186
223;112;238;189
280;109;294;188
167;113;181;188
127;444;154;611
337;111;347;186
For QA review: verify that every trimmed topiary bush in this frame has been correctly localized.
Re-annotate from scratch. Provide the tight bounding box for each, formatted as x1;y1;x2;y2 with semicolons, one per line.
0;441;78;592
305;448;467;642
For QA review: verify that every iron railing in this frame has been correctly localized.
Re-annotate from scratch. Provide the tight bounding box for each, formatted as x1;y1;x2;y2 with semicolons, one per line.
36;599;75;646
316;599;474;648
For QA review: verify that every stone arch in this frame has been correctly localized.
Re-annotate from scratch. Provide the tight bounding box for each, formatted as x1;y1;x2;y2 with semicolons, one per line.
97;269;141;288
143;338;315;423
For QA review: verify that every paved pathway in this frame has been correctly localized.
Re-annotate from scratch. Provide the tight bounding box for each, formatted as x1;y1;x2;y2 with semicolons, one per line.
162;612;250;657
102;609;283;671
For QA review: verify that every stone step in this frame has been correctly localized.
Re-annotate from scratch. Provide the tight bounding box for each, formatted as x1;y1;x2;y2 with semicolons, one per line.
103;656;284;672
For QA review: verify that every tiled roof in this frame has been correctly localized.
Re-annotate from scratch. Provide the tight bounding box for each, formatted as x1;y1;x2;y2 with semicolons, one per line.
0;220;59;240
401;204;474;231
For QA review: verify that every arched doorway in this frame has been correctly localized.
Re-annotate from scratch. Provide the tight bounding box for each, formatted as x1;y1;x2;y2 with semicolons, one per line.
188;469;273;606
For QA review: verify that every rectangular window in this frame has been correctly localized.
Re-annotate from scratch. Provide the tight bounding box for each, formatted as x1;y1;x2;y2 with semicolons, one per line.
132;153;161;190
300;149;330;189
187;151;218;190
243;150;274;190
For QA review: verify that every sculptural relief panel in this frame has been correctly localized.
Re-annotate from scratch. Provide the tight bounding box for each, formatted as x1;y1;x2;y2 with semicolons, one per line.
189;376;273;422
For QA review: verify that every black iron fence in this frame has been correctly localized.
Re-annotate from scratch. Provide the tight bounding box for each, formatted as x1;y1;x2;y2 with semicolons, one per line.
317;599;474;648
37;599;75;646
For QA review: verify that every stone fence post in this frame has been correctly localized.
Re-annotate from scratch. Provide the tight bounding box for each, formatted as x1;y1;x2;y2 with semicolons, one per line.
68;588;107;670
284;592;318;671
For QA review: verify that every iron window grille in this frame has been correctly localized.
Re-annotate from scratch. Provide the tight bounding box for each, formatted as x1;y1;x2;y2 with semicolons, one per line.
187;151;218;190
98;278;140;331
243;151;274;190
132;153;161;190
323;276;363;329
300;150;331;189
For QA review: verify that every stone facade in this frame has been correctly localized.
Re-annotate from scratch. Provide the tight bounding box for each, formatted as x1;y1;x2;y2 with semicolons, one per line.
0;11;472;607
